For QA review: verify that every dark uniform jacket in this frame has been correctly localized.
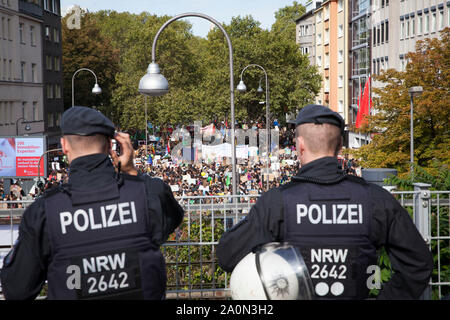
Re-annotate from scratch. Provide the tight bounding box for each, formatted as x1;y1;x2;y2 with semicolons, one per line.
0;154;184;300
217;157;433;300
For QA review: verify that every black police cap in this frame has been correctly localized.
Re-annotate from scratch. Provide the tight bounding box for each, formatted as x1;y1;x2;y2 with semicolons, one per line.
61;106;115;138
295;104;345;134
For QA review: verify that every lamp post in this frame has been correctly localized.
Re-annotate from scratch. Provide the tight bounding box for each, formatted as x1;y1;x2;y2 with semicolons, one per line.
138;12;237;196
237;64;270;191
15;117;32;136
408;86;423;182
71;68;102;107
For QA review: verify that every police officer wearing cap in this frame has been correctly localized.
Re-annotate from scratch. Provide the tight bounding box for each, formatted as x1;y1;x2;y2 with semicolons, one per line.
0;106;184;300
217;104;433;300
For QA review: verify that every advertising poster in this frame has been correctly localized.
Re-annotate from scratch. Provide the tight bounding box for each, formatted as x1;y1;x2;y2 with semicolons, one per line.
0;137;45;178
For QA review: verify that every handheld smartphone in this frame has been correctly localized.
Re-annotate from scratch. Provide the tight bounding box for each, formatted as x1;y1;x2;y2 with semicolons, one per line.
112;138;121;156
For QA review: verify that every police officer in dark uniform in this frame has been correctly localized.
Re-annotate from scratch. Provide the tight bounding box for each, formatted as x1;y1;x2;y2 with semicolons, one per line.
217;104;433;300
0;106;184;300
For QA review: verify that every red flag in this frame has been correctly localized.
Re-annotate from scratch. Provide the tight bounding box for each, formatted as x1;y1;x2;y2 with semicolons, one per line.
356;78;371;128
355;82;363;128
166;140;171;154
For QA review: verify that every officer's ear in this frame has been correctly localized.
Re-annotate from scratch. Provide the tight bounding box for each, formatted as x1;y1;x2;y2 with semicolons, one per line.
61;137;69;155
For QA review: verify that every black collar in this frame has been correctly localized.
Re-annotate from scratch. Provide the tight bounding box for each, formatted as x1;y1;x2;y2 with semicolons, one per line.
292;156;346;184
68;153;116;187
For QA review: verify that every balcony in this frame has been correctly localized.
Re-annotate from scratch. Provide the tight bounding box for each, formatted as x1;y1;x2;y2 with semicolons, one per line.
19;0;43;19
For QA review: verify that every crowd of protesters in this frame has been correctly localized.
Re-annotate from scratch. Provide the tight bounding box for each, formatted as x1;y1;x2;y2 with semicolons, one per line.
0;122;360;207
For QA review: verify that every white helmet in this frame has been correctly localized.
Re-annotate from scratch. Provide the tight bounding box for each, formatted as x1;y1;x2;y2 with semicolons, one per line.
230;242;314;300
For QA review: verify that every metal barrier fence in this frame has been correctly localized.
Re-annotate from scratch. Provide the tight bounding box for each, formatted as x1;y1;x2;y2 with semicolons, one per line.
0;184;448;300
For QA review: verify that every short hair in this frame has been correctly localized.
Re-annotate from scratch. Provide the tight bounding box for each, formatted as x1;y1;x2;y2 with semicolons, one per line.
63;134;110;153
296;123;342;156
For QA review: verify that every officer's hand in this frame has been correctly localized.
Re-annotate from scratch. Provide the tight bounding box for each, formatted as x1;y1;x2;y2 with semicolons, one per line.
110;132;138;176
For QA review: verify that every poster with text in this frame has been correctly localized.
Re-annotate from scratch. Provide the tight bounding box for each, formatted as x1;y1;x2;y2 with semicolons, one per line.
0;137;45;178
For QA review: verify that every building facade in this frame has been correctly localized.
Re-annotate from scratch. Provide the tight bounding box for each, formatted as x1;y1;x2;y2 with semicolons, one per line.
296;0;349;129
371;0;450;77
0;0;63;147
0;0;44;136
42;0;63;147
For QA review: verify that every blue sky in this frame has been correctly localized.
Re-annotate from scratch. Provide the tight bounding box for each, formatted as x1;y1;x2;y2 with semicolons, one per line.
61;0;306;38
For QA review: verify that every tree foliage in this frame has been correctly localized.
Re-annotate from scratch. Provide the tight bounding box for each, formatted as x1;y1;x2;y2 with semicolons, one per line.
62;11;120;120
353;28;450;176
61;2;321;130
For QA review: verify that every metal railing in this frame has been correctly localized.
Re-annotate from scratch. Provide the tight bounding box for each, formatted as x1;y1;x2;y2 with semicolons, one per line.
0;185;448;300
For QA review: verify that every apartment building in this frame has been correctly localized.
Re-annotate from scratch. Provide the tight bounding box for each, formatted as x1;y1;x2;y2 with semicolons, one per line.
371;0;450;77
0;0;63;147
42;0;63;147
296;1;319;66
296;0;349;137
0;0;44;136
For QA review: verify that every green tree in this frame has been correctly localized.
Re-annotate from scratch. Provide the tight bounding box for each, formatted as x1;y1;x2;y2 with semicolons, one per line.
62;12;120;120
353;28;450;176
272;1;306;39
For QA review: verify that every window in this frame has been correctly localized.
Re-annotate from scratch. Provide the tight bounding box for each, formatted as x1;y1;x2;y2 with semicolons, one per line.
47;84;53;99
439;10;444;30
1;17;5;39
324;5;330;21
33;102;38;121
19;23;25;43
448;7;450;27
385;21;389;42
418;16;423;34
381;23;385;43
338;75;344;88
400;58;406;71
338;24;344;38
30;26;36;46
8;102;13;123
45;26;51;40
338;0;344;12
317;55;322;67
425;14;430;33
325;53;330;69
54;56;60;71
377;26;380;44
338;100;344;113
31;63;37;83
7;18;11;40
431;13;436;32
338;50;343;63
53;28;60;43
406;19;410;37
373;27;376;45
317;11;322;23
48;113;54;127
46;55;52;70
325;29;330;44
21;62;26;81
55;113;61;127
2;59;6;80
317;33;322;45
401;21;405;39
21;102;27;120
52;0;60;15
8;59;11;80
55;84;61;98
